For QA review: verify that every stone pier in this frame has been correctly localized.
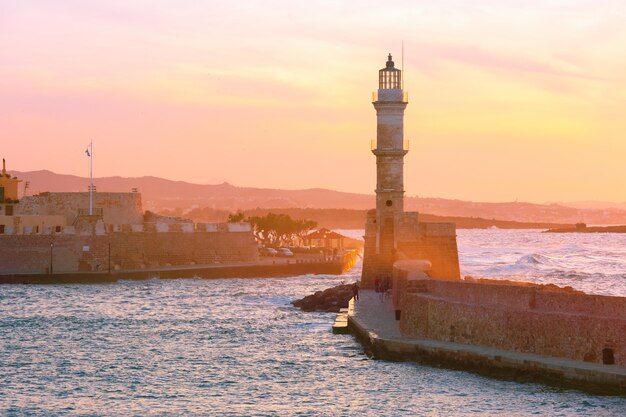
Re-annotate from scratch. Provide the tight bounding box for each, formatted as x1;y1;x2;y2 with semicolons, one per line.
348;290;626;395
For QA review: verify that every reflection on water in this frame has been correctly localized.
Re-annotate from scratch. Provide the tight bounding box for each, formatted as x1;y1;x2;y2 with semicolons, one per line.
1;230;626;415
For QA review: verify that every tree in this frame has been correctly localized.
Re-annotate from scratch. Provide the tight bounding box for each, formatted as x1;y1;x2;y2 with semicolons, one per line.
294;219;318;244
247;213;317;247
227;210;246;223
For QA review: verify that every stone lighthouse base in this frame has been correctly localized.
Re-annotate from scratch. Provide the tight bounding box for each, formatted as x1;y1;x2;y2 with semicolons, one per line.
361;210;460;289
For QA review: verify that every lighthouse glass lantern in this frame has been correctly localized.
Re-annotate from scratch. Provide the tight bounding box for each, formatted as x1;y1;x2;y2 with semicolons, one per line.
379;54;401;89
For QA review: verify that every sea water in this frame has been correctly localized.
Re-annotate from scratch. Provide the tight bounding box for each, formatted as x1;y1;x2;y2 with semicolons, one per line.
457;228;626;296
1;229;625;416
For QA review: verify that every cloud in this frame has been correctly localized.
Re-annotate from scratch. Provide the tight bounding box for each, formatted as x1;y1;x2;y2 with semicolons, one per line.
417;43;607;82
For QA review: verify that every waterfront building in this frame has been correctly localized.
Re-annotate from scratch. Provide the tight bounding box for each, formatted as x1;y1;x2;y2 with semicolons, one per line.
0;158;20;220
303;228;346;251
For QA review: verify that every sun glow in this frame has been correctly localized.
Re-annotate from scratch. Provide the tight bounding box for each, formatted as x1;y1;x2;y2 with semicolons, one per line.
1;1;625;202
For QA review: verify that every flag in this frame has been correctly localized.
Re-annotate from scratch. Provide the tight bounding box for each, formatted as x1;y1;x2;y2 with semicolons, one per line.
85;148;90;157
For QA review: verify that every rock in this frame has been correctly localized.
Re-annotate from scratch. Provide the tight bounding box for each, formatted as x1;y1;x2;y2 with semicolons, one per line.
292;283;357;313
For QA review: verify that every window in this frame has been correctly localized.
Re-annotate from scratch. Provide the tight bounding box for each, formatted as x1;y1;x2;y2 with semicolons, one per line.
5;205;13;216
0;225;4;234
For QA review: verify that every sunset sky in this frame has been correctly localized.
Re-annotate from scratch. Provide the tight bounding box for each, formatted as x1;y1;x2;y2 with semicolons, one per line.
1;0;625;203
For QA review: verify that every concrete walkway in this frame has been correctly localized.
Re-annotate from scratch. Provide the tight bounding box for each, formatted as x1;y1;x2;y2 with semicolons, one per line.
349;290;626;395
352;290;401;339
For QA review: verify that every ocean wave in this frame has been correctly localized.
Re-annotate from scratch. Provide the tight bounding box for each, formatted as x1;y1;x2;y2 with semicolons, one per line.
457;229;626;296
514;253;562;267
477;253;564;275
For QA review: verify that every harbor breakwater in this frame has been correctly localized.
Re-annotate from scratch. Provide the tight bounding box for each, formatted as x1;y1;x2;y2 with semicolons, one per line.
345;256;626;395
0;228;257;275
0;251;359;284
348;288;626;395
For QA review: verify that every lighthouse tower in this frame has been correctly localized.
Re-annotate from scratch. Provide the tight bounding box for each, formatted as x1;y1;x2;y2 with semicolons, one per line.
361;54;460;289
372;54;408;249
360;53;409;288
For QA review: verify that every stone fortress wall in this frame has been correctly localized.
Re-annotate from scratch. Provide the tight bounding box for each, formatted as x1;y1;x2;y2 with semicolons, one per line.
0;223;258;274
361;210;460;288
17;192;143;225
0;192;259;274
396;222;461;280
393;264;626;367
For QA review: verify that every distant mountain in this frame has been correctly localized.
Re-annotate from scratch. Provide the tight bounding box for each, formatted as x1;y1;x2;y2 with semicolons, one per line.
408;199;626;225
10;170;626;225
553;201;626;211
11;170;374;211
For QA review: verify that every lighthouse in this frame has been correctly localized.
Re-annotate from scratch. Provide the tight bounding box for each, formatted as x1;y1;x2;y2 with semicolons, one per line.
372;53;408;253
360;53;460;289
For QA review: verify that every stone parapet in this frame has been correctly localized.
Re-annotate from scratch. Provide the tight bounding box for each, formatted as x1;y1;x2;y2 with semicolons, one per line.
413;278;626;318
397;278;626;367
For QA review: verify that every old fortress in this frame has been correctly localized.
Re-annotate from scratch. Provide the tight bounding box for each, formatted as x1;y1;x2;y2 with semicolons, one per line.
0;160;257;274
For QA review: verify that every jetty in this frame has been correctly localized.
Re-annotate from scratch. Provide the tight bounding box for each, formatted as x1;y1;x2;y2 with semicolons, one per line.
0;250;358;284
347;290;626;395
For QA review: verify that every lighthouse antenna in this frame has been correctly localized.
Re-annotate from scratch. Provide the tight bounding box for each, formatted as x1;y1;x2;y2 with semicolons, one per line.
401;40;404;89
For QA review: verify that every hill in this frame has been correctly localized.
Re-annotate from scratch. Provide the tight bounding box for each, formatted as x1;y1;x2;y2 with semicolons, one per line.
10;170;626;225
176;207;572;230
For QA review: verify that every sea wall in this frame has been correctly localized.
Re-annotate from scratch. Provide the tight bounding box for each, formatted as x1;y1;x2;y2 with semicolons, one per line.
397;276;626;367
17;192;143;225
0;228;258;274
348;294;626;395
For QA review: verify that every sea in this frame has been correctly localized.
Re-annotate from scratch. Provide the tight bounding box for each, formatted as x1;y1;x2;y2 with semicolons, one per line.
1;229;625;416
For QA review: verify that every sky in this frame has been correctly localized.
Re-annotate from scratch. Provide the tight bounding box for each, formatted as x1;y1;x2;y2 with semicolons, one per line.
1;0;625;203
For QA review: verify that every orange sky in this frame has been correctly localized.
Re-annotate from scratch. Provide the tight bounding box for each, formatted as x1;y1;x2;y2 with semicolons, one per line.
1;1;625;203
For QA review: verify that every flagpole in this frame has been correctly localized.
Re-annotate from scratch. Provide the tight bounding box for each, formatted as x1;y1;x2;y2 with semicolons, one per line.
89;140;93;215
